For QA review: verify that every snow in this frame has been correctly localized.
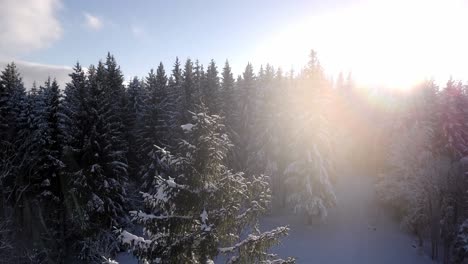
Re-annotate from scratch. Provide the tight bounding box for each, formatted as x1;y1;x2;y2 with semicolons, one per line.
115;252;138;264
41;179;50;186
118;172;435;264
102;257;119;264
120;230;151;249
261;172;435;264
181;123;195;132
130;210;191;220
201;208;208;223
200;208;211;231
166;176;177;188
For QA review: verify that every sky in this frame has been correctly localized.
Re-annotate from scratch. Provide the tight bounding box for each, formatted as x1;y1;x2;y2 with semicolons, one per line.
1;0;468;88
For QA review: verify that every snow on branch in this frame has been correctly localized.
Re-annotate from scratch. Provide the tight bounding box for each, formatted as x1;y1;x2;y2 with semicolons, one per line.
119;230;152;249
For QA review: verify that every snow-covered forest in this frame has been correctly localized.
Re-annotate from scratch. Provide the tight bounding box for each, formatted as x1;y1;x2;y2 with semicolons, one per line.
0;51;467;263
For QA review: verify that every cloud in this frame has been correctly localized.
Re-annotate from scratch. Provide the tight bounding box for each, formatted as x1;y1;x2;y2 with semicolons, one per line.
131;25;146;38
84;12;103;31
0;60;72;88
0;0;62;56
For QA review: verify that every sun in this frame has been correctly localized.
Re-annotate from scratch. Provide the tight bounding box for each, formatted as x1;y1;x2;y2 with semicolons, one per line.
253;0;468;90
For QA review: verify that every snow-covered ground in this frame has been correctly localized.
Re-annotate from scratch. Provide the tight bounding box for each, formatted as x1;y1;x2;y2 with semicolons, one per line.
116;173;435;264
262;173;434;264
115;252;138;264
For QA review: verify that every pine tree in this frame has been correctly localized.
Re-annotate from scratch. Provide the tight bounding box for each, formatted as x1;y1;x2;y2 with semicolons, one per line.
0;63;26;143
125;77;146;179
120;105;294;263
235;63;256;172
221;60;235;127
284;51;336;222
220;60;238;169
24;78;65;261
168;57;183;136
104;53;129;158
181;58;195;124
192;60;204;103
375;80;466;261
376;120;440;249
0;64;40;261
248;63;275;175
254;66;291;209
138;65;172;188
438;80;468;158
63;63;128;261
0;63;27;228
203;59;220;114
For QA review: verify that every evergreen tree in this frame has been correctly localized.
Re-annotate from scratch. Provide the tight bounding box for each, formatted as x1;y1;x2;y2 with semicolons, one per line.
438;80;468;158
193;59;204;103
61;63;88;150
125;77;146;179
248;63;275;175
120;105;294;264
25;78;65;261
235;63;256;172
0;63;27;228
181;58;195;123
203;59;220;114
221;60;235;127
376;80;466;261
0;64;45;261
168;57;183;135
284;51;336;222
0;63;26;143
63;63;128;261
138;65;171;187
61;62;90;257
104;53;129;158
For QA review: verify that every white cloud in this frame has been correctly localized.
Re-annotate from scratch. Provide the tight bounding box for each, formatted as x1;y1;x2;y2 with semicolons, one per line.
84;12;103;31
0;0;62;56
131;25;146;38
0;60;72;88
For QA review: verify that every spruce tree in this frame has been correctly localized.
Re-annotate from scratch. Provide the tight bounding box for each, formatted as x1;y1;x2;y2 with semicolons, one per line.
220;60;237;169
104;53;129;158
181;58;195;123
168;57;183;136
203;59;221;114
193;59;204;103
438;80;468;158
235;63;256;172
24;78;65;261
120;105;294;264
0;63;27;229
63;63;128;261
284;51;336;222
221;60;235;127
138;65;171;187
125;77;146;179
0;63;26;143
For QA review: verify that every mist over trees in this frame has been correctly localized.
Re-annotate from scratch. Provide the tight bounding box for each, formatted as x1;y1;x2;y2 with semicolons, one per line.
0;51;467;263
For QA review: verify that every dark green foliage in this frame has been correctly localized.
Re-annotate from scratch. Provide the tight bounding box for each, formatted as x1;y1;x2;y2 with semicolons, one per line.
61;57;129;261
120;105;293;263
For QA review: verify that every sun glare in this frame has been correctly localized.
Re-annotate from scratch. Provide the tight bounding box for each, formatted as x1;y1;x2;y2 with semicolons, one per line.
254;0;468;89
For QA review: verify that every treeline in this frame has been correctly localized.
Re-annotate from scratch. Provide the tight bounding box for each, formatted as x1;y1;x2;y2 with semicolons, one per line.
373;80;468;263
1;49;467;263
0;51;337;263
